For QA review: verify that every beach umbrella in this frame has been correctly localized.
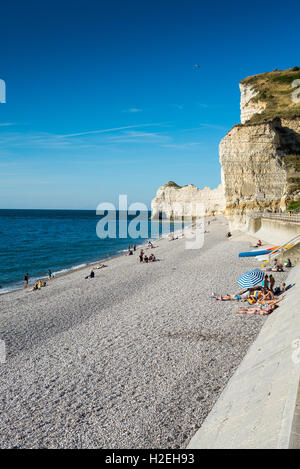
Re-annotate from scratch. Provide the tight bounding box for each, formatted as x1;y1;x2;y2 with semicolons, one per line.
237;268;264;288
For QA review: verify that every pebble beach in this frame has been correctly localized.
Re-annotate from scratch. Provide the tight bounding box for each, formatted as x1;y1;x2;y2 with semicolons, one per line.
0;216;287;448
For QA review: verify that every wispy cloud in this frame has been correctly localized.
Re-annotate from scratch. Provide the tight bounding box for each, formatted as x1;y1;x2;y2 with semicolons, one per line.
162;141;202;149
180;123;226;132
0;122;15;127
122;107;143;113
59;123;165;138
108;130;171;144
0;122;173;152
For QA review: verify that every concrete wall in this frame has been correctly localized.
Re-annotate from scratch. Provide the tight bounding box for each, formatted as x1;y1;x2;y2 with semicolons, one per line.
247;217;300;246
246;217;300;265
187;264;300;449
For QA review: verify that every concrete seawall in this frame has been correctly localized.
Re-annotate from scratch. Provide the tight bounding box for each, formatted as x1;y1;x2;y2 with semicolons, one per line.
187;264;300;449
248;216;300;245
247;217;300;264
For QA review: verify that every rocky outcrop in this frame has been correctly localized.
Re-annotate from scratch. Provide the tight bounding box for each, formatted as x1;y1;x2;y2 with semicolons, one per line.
240;83;267;124
151;182;225;219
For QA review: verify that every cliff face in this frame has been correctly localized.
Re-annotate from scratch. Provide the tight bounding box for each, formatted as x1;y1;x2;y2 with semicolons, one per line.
221;68;300;229
151;182;225;219
239;83;267;124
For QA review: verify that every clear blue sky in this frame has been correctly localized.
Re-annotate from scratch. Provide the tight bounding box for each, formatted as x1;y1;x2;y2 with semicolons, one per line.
1;0;300;209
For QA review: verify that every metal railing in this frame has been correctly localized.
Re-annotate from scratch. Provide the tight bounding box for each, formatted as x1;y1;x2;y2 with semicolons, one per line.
249;211;300;224
261;213;300;224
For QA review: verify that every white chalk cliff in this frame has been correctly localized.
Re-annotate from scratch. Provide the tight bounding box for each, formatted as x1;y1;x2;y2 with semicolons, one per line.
151;182;225;219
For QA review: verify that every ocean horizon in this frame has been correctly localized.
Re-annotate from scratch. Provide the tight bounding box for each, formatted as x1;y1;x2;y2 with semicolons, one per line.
0;209;182;294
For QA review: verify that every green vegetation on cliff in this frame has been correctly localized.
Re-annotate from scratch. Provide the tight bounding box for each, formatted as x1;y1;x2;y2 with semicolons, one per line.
287;200;300;211
164;181;182;188
241;67;300;123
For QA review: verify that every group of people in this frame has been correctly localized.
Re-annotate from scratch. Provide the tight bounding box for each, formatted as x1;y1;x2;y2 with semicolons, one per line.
85;264;107;279
126;241;159;263
212;279;287;315
31;279;47;291
127;244;137;256
138;248;158;263
24;269;53;290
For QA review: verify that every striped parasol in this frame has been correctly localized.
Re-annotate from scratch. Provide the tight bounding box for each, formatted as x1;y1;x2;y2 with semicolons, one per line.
237;268;265;288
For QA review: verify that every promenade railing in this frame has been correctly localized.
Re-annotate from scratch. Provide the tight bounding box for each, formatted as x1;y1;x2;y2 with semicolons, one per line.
248;211;300;224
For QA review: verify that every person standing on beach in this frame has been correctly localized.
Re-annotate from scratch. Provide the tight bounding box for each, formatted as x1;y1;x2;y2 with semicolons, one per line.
24;273;29;288
269;274;275;293
133;243;136;252
262;274;269;289
48;269;52;279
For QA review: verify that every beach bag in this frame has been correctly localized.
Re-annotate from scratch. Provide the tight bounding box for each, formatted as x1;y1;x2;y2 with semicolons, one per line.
274;286;280;295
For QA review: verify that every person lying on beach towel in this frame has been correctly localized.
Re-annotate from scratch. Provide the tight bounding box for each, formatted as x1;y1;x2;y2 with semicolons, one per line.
212;290;249;301
257;296;284;306
235;303;277;315
95;264;107;269
235;297;283;315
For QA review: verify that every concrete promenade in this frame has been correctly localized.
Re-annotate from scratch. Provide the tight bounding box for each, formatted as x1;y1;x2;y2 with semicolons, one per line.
188;264;300;449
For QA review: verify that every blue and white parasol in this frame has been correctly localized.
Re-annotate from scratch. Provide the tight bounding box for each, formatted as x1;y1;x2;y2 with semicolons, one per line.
237;269;265;288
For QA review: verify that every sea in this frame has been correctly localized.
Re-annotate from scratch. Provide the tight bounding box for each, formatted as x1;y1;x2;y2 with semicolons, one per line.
0;209;183;294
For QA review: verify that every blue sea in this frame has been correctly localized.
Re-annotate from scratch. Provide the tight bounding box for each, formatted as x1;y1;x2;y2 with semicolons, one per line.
0;209;182;294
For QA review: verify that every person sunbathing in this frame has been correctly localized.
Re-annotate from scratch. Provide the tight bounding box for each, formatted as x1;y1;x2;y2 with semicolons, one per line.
213;290;249;301
96;263;107;269
235;303;277;315
257;296;284;306
235;297;284;315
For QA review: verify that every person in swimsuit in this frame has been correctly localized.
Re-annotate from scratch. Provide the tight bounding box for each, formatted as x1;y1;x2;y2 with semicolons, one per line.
24;273;29;288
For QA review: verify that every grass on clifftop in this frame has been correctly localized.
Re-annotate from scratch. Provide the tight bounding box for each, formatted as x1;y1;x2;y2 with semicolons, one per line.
241;67;300;123
164;181;182;188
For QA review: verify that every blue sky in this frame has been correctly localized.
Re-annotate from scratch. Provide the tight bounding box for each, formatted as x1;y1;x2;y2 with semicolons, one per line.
1;0;300;209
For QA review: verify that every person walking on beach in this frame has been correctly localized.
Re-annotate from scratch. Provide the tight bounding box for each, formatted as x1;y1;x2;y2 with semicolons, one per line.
48;269;52;279
24;273;29;288
133;243;136;252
